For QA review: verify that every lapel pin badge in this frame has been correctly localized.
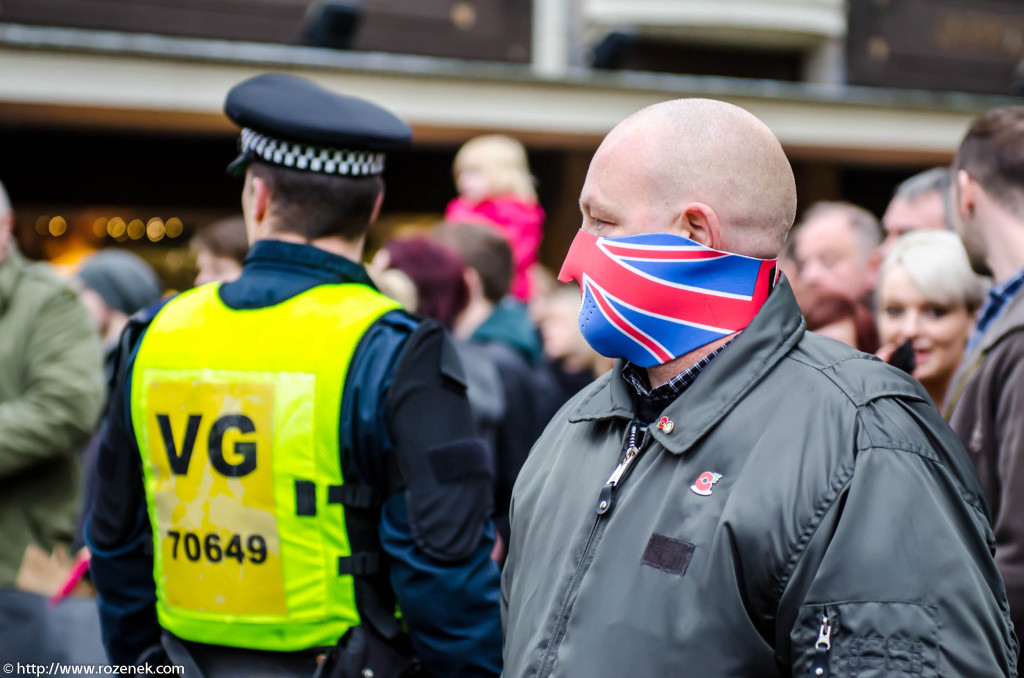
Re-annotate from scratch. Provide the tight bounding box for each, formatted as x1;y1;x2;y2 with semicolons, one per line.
691;471;723;496
658;416;675;434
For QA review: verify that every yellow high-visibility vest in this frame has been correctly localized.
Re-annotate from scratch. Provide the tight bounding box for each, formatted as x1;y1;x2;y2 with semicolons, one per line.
131;281;400;651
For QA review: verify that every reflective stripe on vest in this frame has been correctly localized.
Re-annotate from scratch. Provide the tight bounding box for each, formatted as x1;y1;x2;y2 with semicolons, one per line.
130;281;401;651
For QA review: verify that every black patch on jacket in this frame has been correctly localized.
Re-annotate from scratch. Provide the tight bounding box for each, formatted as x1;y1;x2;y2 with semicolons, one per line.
641;534;695;575
428;439;494;484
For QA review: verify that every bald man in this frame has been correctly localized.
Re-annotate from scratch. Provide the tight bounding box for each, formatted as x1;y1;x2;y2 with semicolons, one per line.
500;100;1017;677
791;201;882;303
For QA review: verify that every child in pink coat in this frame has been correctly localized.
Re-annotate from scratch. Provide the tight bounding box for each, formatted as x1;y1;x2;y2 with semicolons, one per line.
445;135;544;301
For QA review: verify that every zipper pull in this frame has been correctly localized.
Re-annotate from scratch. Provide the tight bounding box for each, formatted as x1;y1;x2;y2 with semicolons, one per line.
605;444;639;487
596;424;642;515
811;614;831;678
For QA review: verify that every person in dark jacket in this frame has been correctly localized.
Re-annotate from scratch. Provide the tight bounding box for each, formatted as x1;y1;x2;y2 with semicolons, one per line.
379;235;506;484
501;98;1017;677
85;74;502;678
434;222;561;563
946;106;1024;652
73;249;164;551
76;249;163;364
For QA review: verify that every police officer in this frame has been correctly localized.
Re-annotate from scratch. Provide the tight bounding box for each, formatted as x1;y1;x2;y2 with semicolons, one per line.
86;74;502;677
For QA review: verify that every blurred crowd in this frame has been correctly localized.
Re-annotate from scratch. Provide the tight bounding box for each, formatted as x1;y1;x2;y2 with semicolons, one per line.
2;102;1024;671
785;167;986;411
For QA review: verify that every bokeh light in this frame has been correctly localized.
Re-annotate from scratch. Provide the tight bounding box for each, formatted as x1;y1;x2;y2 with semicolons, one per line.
92;217;108;238
147;217;165;242
107;217;126;239
127;219;145;240
166;217;184;238
48;216;67;237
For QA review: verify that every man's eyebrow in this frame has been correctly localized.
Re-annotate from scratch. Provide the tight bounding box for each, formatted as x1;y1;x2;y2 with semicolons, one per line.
580;198;614;218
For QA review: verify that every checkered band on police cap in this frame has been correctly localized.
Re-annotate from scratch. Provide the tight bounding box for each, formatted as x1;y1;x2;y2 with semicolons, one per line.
239;127;386;176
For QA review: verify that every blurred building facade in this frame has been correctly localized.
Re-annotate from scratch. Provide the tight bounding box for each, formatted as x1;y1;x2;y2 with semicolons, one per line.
0;0;1021;277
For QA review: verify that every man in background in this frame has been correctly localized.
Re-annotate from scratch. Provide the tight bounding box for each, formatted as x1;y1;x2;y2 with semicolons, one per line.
790;200;882;305
75;249;163;370
878;166;952;259
945;106;1024;646
0;178;105;659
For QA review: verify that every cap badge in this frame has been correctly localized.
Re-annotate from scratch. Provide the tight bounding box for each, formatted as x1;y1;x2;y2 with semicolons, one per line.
691;471;723;496
658;416;675;433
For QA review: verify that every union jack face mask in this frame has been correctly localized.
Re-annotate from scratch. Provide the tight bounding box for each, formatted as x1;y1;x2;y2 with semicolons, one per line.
557;229;778;367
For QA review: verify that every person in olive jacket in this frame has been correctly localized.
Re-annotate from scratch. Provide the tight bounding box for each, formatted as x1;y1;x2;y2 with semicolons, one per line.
0;178;105;644
501;99;1018;677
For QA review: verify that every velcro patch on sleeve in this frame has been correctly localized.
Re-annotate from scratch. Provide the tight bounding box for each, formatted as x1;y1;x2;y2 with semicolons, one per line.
641;533;695;575
427;438;494;484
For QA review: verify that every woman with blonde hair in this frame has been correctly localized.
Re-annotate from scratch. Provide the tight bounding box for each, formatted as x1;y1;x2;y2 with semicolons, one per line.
876;230;987;411
446;134;544;301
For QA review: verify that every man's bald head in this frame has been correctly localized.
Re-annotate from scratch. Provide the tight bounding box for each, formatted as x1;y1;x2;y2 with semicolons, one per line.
583;99;796;259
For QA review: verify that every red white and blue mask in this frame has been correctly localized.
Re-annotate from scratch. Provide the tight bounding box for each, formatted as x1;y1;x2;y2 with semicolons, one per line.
558;229;778;367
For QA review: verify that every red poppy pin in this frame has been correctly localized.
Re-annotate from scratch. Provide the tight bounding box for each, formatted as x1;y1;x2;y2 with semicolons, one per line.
691;471;723;496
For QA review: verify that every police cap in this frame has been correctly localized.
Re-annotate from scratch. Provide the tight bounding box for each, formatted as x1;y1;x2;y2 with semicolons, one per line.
224;73;412;177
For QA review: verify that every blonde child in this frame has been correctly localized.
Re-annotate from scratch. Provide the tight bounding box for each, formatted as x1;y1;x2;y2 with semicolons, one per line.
445;135;544;301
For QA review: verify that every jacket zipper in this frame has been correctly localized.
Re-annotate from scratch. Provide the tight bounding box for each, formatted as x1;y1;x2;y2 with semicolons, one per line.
811;613;832;678
537;422;649;678
597;425;643;515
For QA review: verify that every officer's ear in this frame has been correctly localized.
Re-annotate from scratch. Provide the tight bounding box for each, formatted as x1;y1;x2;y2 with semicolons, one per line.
368;177;385;225
370;189;384;225
249;176;271;224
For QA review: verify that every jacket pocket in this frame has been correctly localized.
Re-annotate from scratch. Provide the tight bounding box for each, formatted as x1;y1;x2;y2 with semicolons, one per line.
791;601;938;677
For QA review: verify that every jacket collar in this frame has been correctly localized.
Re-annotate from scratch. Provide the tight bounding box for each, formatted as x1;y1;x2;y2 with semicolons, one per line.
976;285;1024;354
242;239;375;287
569;275;806;455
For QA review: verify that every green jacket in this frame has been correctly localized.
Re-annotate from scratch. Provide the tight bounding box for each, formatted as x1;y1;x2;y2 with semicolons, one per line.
0;245;105;587
502;277;1017;677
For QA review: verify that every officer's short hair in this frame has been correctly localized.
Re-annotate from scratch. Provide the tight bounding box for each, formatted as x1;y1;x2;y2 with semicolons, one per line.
251;162;383;241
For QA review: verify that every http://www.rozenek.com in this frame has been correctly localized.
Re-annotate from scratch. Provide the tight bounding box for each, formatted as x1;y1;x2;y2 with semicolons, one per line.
4;664;184;676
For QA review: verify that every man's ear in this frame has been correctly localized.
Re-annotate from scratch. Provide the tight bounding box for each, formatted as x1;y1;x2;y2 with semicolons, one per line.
250;176;271;224
677;203;722;250
241;174;272;243
956;169;976;220
369;185;385;225
463;267;484;299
